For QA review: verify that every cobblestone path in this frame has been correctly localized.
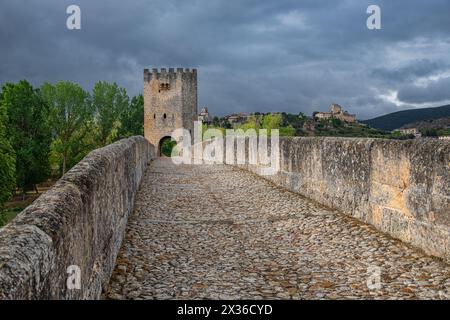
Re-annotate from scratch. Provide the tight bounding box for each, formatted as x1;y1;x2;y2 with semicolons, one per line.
106;158;450;299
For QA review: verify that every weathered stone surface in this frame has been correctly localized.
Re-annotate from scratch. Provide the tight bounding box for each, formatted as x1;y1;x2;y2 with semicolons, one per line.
106;158;450;300
2;135;449;300
0;136;155;299
240;137;450;261
144;68;197;154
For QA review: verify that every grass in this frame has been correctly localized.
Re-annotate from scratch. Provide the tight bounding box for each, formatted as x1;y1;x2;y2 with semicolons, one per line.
0;179;57;228
0;207;23;227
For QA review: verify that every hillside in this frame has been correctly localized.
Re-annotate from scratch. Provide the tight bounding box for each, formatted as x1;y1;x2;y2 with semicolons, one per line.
362;105;450;131
402;117;450;130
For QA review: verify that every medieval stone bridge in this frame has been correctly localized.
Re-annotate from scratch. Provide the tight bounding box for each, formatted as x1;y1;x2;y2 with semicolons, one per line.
0;136;449;300
105;158;449;299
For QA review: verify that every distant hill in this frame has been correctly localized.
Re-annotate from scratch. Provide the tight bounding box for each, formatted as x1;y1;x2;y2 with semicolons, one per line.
362;105;450;131
401;117;450;130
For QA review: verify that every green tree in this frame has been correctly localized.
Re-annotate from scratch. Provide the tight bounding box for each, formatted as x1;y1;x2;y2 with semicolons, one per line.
331;117;343;128
160;138;177;157
237;115;261;131
234;114;296;136
421;128;438;137
2;81;50;196
41;81;92;175
220;118;232;129
261;114;282;131
212;116;220;127
0;89;15;207
390;131;414;140
117;94;144;139
279;125;296;136
92;81;129;145
262;114;294;136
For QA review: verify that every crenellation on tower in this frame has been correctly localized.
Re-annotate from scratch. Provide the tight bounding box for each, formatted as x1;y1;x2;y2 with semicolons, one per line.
143;69;150;82
144;68;198;82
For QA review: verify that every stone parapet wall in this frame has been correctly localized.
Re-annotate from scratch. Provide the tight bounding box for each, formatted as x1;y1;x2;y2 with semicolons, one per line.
236;137;450;261
0;136;155;299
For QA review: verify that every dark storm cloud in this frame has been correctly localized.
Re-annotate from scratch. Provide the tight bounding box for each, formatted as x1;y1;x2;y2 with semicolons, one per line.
397;76;450;104
1;0;449;119
371;60;443;82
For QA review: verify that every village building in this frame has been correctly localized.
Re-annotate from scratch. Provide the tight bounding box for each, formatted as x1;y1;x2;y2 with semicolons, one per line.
224;113;248;125
397;128;420;135
198;107;211;124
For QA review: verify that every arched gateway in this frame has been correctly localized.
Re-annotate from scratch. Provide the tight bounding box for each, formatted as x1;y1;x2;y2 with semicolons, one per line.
143;67;198;155
158;136;176;157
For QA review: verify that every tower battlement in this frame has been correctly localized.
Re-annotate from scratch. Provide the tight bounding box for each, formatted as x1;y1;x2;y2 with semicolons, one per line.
144;67;197;81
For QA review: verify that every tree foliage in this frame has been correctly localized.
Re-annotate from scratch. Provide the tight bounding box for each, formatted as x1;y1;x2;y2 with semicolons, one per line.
41;81;92;175
212;116;220;127
420;128;438;137
118;94;144;139
2;81;50;195
92;81;129;145
234;113;296;136
0;89;15;206
160;138;177;157
1;79;145;219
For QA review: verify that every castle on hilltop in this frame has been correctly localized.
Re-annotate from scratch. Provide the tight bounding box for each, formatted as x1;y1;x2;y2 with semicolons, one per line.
143;68;198;155
314;103;357;123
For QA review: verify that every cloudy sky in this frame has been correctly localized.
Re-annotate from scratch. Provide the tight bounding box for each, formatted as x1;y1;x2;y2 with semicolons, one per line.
1;0;449;119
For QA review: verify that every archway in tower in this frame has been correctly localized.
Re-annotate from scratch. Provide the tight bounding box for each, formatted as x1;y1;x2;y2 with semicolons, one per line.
158;136;177;157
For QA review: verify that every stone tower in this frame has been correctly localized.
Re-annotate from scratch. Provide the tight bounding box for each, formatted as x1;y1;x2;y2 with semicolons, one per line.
144;67;198;155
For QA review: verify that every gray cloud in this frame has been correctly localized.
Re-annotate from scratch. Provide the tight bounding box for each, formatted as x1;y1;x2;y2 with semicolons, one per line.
371;60;443;82
397;76;450;104
0;0;450;119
